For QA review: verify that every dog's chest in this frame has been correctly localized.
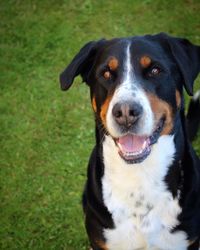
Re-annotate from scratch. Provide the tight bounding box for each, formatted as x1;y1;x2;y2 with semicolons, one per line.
101;135;188;250
102;175;187;250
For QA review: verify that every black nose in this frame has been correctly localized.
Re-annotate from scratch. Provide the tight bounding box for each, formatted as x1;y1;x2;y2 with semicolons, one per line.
112;102;143;127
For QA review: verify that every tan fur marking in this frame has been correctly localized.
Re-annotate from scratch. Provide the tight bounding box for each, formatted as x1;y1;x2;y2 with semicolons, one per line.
95;240;108;250
100;95;113;128
176;90;181;108
188;238;198;246
108;57;118;71
140;56;151;68
92;96;97;112
147;93;174;135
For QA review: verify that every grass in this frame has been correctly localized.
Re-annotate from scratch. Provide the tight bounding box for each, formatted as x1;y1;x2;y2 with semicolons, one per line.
0;0;200;249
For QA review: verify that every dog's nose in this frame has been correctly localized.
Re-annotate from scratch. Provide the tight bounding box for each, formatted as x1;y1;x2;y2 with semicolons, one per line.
112;102;143;127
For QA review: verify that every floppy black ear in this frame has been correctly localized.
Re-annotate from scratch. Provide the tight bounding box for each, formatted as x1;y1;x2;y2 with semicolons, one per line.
59;39;106;91
166;35;200;96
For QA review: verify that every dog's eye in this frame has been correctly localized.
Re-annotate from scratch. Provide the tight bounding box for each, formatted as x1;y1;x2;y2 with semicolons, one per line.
103;71;111;80
149;66;161;76
101;67;117;82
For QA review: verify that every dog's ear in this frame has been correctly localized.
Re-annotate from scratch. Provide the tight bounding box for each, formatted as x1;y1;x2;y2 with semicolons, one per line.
59;39;106;91
164;34;200;96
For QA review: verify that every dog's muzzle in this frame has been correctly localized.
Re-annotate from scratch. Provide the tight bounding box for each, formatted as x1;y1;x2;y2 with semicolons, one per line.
112;101;143;129
111;101;164;164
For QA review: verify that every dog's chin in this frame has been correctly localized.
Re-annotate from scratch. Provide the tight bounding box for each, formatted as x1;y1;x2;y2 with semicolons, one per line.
113;118;165;164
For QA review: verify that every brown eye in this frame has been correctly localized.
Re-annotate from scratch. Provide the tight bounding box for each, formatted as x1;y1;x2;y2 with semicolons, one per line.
150;67;161;76
103;71;111;79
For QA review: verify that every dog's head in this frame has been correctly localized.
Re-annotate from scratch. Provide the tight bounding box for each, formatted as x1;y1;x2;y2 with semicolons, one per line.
60;33;200;164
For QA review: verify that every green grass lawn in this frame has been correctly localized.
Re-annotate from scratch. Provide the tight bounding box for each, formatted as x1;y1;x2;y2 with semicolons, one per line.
0;0;200;249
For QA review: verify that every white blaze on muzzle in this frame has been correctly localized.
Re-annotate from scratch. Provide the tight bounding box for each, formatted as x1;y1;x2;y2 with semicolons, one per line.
106;43;154;139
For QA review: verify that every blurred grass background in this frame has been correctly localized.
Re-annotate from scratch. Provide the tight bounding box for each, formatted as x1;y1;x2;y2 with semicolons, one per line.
0;0;200;249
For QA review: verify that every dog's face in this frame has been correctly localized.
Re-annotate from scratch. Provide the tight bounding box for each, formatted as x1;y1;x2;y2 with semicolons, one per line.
60;33;200;164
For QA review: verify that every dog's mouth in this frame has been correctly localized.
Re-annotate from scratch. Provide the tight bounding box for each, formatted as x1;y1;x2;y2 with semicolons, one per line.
115;118;165;164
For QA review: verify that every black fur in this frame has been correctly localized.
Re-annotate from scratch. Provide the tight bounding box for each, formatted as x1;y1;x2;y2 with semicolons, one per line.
187;92;200;141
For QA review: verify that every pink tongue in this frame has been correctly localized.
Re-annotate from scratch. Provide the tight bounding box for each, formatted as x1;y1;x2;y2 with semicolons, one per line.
118;134;147;153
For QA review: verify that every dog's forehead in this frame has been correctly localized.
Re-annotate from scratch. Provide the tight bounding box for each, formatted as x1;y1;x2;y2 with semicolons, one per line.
96;39;128;62
98;37;166;63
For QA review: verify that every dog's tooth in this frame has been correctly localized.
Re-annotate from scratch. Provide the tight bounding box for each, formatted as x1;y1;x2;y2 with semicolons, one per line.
142;140;147;150
117;142;123;151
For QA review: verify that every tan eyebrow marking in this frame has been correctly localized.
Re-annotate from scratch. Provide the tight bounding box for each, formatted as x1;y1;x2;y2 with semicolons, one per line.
108;57;119;71
140;56;151;68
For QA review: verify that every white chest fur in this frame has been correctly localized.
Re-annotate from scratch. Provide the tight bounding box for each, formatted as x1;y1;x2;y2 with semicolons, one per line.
102;135;188;250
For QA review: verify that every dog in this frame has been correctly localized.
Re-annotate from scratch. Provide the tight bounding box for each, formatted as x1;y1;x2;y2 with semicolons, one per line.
59;33;200;250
